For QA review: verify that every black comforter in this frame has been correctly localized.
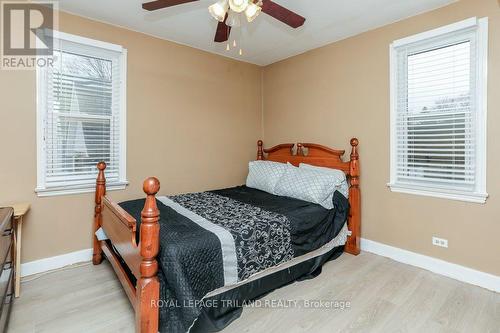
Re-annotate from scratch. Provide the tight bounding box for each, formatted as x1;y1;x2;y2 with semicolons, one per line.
119;186;349;333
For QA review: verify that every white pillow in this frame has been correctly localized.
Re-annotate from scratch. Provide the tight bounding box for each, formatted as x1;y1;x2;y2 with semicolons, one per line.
246;160;287;194
299;163;349;199
274;164;340;209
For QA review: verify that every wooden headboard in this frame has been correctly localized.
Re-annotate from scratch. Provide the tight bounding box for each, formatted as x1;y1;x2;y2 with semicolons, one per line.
256;138;360;256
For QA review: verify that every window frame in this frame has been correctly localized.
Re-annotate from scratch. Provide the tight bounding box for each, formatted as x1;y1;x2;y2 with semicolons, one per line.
36;31;128;197
388;17;488;203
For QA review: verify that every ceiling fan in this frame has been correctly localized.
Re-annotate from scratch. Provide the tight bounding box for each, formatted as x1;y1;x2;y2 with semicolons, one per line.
142;0;306;43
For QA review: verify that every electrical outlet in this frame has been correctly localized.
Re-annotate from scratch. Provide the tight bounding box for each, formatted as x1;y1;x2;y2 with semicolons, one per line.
432;236;448;248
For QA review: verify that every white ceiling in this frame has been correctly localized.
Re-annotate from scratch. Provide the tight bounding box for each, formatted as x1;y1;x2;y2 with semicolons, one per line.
59;0;456;66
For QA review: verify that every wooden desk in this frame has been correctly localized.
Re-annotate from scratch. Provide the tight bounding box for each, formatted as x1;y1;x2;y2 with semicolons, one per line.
1;203;30;298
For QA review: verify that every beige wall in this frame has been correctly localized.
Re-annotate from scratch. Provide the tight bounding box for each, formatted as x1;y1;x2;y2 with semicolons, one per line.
0;12;263;263
2;0;499;277
263;0;500;276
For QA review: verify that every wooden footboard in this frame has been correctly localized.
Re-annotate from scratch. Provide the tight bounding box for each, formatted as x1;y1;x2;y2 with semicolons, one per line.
93;162;160;333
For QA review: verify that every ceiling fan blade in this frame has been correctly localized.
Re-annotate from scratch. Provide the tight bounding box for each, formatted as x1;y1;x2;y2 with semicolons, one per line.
261;0;305;28
214;15;231;42
142;0;199;11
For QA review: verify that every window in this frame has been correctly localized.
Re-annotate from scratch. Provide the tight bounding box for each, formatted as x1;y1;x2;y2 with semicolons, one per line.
389;18;488;203
36;32;127;196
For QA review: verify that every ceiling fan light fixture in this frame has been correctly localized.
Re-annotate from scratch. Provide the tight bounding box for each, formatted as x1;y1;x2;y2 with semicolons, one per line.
244;2;261;22
228;0;248;13
208;0;229;22
226;11;241;27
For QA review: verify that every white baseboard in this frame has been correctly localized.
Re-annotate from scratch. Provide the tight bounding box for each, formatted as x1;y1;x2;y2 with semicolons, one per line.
21;248;92;277
361;238;500;293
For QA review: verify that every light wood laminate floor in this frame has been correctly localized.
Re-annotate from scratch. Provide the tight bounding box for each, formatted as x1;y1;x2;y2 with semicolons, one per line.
9;252;500;333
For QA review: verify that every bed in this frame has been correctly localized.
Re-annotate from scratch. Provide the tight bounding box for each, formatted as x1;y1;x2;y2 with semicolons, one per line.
92;138;361;333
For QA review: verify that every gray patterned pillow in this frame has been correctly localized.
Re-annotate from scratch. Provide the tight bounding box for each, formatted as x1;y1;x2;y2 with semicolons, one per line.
246;160;287;194
274;164;340;209
299;163;349;200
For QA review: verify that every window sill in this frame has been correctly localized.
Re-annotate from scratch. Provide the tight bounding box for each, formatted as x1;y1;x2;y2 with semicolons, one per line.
35;181;128;197
387;183;488;204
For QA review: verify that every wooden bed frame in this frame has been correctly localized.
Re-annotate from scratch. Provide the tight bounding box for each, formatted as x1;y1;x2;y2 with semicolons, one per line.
92;138;361;333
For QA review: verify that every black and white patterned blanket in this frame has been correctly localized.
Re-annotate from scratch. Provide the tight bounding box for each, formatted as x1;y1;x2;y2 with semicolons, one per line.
170;192;295;281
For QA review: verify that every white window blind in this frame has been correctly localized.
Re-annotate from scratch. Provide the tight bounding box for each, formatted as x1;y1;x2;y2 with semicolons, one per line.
37;33;127;196
389;18;488;203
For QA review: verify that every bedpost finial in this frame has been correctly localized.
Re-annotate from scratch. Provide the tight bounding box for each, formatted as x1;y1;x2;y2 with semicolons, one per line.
296;143;304;156
350;138;359;161
97;161;107;171
257;140;264;160
143;177;160;195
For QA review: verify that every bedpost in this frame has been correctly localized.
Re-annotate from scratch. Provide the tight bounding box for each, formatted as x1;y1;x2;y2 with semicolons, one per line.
137;177;160;333
93;161;106;265
257;140;264;160
346;138;361;255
